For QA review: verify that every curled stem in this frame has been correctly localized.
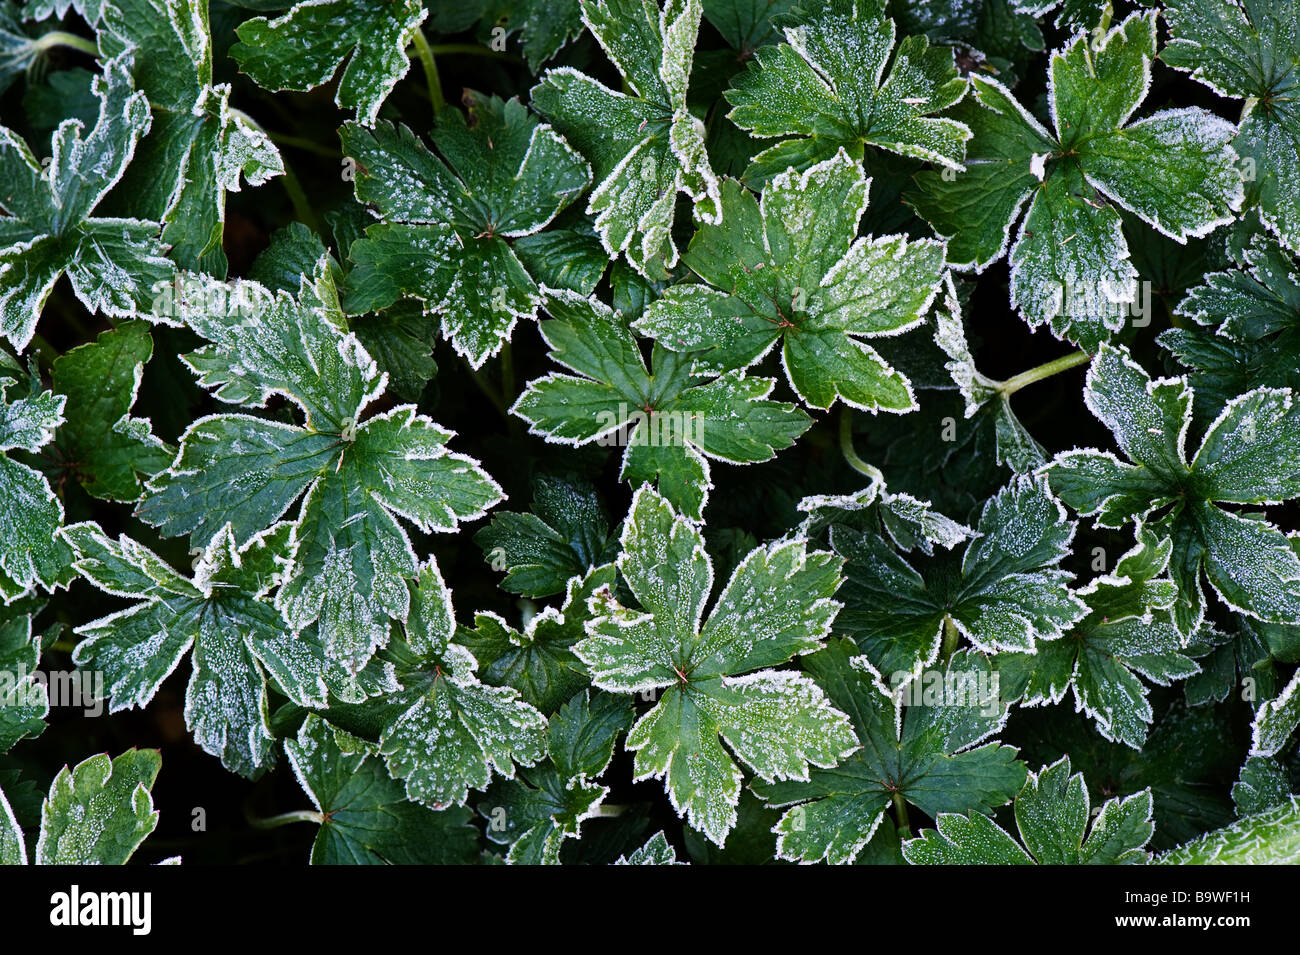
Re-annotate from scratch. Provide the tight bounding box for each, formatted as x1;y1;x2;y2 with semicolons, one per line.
838;406;885;486
246;809;323;830
411;28;445;116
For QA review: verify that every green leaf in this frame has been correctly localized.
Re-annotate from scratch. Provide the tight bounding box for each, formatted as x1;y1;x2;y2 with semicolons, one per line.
497;0;586;71
66;522;297;777
834;475;1086;676
36;749;161;864
1164;0;1300;253
574;486;857;845
996;533;1199;749
285;714;479;864
635;151;946;410
530;0;722;278
615;830;682;863
341;93;591;367
0;378;70;593
513;289;811;520
908;12;1243;350
99;0;283;272
1046;343;1300;634
724;0;971;185
136;263;503;671
757;641;1025;864
903;756;1154;864
231;0;427;126
462;563;616;713
474;473;617;598
0;54;174;352
376;563;549;808
1156;795;1300;864
45;320;171;501
0;599;48;753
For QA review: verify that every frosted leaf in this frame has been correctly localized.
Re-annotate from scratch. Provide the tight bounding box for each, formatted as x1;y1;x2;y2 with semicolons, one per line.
230;0;427;126
341;94;592;367
0;602;49;753
477;689;632;864
531;0;721;278
376;563;548;809
574;486;856;845
635;150;946;411
903;756;1153;864
35;750;162;865
0;379;70;592
512;288;810;520
1164;0;1300;253
756;642;1024;864
1250;666;1300;757
793;474;975;556
98;0;284;271
285;715;478;864
615;830;682;864
136;262;503;671
834;475;1086;675
1156;796;1300;864
1046;343;1300;634
908;12;1243;350
0;55;173;352
67;522;296;777
996;533;1198;749
724;0;971;185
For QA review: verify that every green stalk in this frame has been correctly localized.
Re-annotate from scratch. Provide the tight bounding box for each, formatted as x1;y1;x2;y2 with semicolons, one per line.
892;791;911;839
838;406;885;485
246;809;323;830
411;28;445;116
33;31;98;57
940;616;960;663
995;350;1089;399
426;43;521;63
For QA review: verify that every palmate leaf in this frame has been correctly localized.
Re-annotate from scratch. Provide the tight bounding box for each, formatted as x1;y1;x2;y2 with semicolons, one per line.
373;562;549;809
513;289;811;521
494;0;586;71
833;475;1087;677
285;714;480;864
996;533;1200;749
65;521;304;777
462;564;617;713
903;756;1154;864
1045;343;1300;635
0;376;71;596
98;0;282;273
908;12;1243;350
615;830;682;863
474;474;618;598
341;93;592;367
1164;0;1300;254
135;262;503;672
756;641;1025;864
635;150;946;411
530;0;722;278
230;0;427;126
478;688;633;863
723;0;971;185
42;320;171;502
574;486;858;845
0;54;174;352
792;473;975;556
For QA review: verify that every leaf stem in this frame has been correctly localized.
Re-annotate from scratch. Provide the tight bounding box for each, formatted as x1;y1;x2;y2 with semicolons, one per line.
246;809;323;830
411;28;445;117
461;357;509;419
34;31;99;57
263;130;338;159
838;406;885;486
591;804;627;819
995;350;1089;399
892;791;911;839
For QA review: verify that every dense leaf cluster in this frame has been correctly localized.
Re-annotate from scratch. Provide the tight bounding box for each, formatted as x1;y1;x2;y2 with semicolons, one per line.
1;0;1299;865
